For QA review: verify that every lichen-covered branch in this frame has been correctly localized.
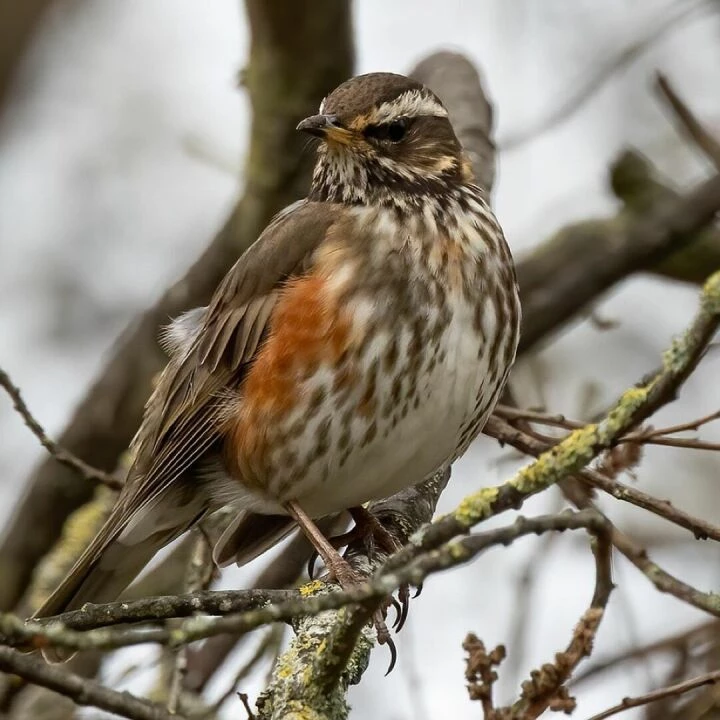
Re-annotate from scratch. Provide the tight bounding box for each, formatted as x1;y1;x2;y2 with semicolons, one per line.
485;419;720;619
18;588;291;633
2;511;605;655
485;416;720;543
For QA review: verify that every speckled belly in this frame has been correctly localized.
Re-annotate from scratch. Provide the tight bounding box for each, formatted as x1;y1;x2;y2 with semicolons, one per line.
233;289;499;518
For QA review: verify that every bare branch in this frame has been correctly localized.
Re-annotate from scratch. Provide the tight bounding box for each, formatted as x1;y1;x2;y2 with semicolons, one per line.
464;517;613;719
587;668;720;720
510;530;613;718
496;404;720;452
208;626;283;716
0;646;181;720
30;588;292;632
0;367;122;490
656;72;720;169
463;634;505;718
485;416;720;618
166;531;215;714
518;164;720;352
571;620;717;687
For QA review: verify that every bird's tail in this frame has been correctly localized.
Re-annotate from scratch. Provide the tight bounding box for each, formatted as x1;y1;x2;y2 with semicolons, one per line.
33;485;205;663
213;511;296;568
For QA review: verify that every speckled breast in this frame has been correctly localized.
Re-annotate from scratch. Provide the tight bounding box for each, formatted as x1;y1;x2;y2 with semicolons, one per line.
227;193;520;517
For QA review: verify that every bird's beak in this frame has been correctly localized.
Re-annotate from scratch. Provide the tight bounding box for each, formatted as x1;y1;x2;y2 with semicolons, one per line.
296;114;352;145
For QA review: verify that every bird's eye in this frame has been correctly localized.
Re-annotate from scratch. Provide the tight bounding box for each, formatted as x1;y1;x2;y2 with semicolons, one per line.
364;118;408;143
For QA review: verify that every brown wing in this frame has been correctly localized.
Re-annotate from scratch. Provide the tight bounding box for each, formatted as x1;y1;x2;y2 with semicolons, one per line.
111;199;343;527
34;200;344;625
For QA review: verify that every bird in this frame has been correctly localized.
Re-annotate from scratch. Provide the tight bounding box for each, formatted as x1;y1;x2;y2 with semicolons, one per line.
34;71;521;658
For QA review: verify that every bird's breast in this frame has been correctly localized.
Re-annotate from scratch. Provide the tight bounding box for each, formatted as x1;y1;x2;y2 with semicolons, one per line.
224;198;519;516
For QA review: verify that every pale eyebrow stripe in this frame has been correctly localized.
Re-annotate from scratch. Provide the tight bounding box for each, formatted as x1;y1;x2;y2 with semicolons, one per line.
368;90;448;124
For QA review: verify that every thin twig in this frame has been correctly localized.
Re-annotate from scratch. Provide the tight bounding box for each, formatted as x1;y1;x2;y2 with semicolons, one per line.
571;620;717;687
238;692;257;719
509;529;613;718
207;626;282;716
0;646;181;720
639;409;720;438
494;405;720;452
0;367;122;490
167;531;214;713
586;668;720;720
656;71;720;169
504;492;564;687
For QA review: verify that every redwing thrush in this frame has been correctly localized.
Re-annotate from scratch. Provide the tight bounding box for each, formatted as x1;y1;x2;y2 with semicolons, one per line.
35;72;521;655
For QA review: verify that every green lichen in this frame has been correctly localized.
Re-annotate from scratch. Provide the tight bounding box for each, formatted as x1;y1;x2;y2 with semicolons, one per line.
662;335;690;374
298;580;325;597
257;607;366;720
512;423;598;494
452;486;499;530
701;269;720;315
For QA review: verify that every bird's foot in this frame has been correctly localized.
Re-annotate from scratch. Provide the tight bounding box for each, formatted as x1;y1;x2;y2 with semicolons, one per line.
308;507;415;632
285;501;400;673
347;506;415;632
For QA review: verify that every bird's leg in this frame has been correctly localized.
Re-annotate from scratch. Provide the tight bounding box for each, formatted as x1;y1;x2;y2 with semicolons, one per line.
306;508;398;580
285;500;363;588
285;500;396;667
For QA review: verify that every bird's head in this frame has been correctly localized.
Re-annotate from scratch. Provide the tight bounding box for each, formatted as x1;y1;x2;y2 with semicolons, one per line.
298;73;472;208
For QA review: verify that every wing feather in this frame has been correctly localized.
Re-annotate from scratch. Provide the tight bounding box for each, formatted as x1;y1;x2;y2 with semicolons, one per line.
116;199;342;521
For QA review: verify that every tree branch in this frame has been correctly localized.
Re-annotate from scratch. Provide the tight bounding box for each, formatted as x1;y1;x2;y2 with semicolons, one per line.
0;512;606;656
656;72;720;169
517;162;720;352
31;588;291;632
587;668;720;720
0;367;121;490
0;646;181;720
486;416;720;543
509;526;613;718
